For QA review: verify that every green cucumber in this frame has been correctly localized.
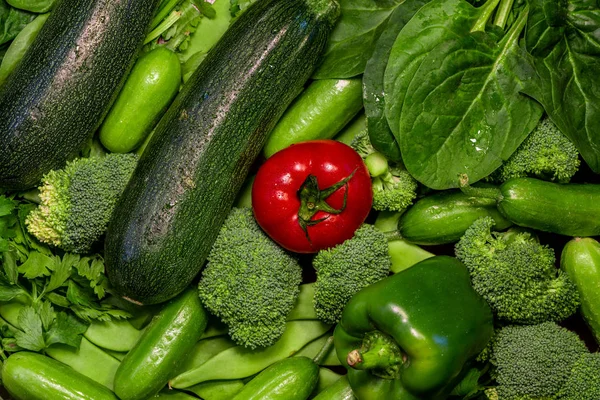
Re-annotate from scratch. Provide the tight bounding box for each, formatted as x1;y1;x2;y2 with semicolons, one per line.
99;47;182;153
231;357;319;400
0;0;159;190
314;368;344;395
398;190;512;245
114;288;208;400
312;376;356;400
561;237;600;343
105;0;339;305
263;78;364;158
496;178;600;236
84;319;142;352
2;352;117;400
46;337;121;390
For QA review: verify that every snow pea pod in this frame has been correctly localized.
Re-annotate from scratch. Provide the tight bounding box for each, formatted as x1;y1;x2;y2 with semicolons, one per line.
84;319;142;352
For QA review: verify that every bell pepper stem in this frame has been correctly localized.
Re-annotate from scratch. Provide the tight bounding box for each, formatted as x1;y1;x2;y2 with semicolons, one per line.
347;331;405;380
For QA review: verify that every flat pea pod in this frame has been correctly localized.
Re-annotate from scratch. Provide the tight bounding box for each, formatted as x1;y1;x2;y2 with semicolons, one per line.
495;178;600;236
114;287;208;400
170;320;331;388
294;333;340;366
313;376;356;400
84;319;142;352
2;352;117;400
398;190;512;245
179;335;236;373
263;78;363;158
561;237;600;344
99;46;181;153
187;380;246;400
0;13;50;85
232;356;319;400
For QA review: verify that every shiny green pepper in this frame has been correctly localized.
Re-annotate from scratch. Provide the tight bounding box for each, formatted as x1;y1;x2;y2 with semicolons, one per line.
333;256;493;400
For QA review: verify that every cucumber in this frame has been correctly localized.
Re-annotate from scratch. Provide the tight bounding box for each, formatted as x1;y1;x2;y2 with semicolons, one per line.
398;190;512;245
2;352;117;400
263;78;364;158
495;178;600;236
99;47;182;153
105;0;339;305
561;238;600;343
231;357;319;400
114;288;208;400
0;0;159;190
313;376;356;400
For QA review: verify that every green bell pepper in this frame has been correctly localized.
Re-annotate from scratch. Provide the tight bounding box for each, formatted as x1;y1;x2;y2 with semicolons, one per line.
333;256;493;400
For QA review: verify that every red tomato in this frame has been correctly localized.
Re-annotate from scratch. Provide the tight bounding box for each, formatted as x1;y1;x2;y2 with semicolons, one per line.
252;140;373;253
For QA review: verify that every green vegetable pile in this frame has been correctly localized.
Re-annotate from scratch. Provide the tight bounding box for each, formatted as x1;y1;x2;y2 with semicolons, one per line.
0;0;600;399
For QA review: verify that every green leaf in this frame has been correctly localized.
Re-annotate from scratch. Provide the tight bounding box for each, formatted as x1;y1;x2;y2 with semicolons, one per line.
45;254;75;293
2;338;22;353
18;250;53;279
66;280;96;309
0;0;36;46
0;196;15;217
0;279;25;301
313;0;404;79
45;312;88;348
34;300;55;331
2;249;19;284
45;292;70;308
14;306;45;351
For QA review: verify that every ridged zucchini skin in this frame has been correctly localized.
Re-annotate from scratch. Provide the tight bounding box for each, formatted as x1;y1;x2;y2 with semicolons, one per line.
0;0;160;190
105;0;339;305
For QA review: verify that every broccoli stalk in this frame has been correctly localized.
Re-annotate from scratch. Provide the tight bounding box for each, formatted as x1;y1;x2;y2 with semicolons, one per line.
455;216;579;324
490;116;580;183
25;154;138;254
350;130;418;212
198;208;302;349
312;224;391;324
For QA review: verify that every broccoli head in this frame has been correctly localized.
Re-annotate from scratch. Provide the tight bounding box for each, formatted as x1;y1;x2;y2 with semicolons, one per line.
455;217;579;324
26;153;137;253
491;117;580;183
312;224;391;324
555;352;600;399
198;207;302;349
491;322;589;400
350;130;417;212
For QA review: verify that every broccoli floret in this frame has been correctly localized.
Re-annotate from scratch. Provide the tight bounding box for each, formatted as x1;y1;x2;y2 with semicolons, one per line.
350;130;417;212
491;117;580;183
312;224;391;324
555;353;600;399
455;217;579;324
198;208;302;349
25;154;137;253
491;322;589;400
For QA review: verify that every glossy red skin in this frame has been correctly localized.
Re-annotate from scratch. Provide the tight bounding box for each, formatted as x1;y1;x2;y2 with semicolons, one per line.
252;140;373;253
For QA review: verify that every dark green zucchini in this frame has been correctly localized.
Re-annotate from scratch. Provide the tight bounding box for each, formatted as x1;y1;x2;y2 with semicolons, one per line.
0;0;160;190
105;0;340;305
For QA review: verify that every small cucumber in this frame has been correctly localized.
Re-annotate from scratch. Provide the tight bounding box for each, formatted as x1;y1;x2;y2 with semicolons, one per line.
2;352;117;400
496;178;600;236
84;319;142;352
312;376;356;400
263;78;364;158
561;237;600;343
232;356;319;400
114;287;208;400
100;47;181;153
398;190;512;245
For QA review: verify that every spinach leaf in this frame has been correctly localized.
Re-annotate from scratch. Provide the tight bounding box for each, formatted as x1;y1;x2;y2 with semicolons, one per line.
6;0;55;13
396;3;543;189
521;0;600;173
0;0;34;46
313;0;403;79
363;0;431;161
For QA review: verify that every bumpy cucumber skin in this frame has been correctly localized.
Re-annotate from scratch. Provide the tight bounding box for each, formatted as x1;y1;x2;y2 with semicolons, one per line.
561;238;600;343
0;0;159;190
2;352;118;400
399;191;512;245
263;78;364;158
105;0;339;305
498;178;600;236
114;288;208;400
232;357;319;400
100;47;182;153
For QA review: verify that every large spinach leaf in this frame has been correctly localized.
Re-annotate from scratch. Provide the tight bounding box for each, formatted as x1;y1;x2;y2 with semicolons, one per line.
521;0;600;173
363;0;431;161
0;0;34;46
395;4;543;189
312;0;403;79
6;0;55;13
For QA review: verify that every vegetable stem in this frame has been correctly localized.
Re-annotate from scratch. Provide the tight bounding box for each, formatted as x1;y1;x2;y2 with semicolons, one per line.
471;0;501;33
151;0;180;31
313;336;334;365
493;0;515;29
